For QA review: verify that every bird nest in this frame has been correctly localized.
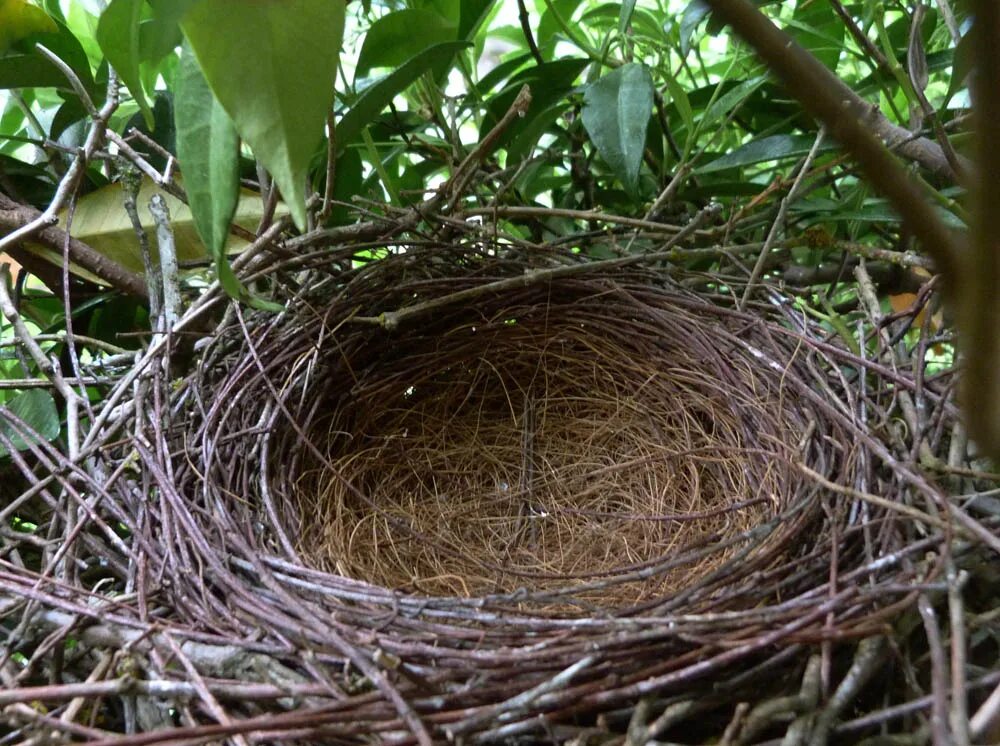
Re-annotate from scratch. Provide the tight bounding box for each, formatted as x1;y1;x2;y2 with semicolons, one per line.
3;243;998;744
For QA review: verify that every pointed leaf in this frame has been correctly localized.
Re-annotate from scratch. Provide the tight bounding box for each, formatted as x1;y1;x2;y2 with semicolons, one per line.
700;75;766;130
338;41;470;150
679;0;710;56
581;62;653;195
0;389;60;458
618;0;637;33
458;0;494;40
355;9;456;78
175;46;239;277
96;0;153;128
180;0;344;231
697;134;838;174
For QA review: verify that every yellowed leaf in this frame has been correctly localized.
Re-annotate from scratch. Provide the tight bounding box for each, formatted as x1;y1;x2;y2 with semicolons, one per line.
26;177;287;282
0;0;57;54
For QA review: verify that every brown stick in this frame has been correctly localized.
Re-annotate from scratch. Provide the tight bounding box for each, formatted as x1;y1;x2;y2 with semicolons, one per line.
698;0;963;283
0;194;148;300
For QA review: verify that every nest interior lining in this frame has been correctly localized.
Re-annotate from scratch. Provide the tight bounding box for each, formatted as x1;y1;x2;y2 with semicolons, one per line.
282;284;804;607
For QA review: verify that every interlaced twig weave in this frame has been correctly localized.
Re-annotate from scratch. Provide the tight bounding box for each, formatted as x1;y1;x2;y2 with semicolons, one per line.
2;241;997;744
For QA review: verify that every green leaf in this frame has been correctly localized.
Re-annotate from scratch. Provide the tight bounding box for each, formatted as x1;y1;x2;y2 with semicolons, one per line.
96;0;153;128
618;0;636;34
138;16;182;64
147;0;199;28
338;41;470;151
697;134;838;174
581;62;653;196
181;0;345;231
700;75;766;131
0;53;66;89
537;0;583;54
173;49;278;311
679;1;710;56
0;0;57;54
0;389;60;458
484;58;588;153
355;9;456;78
458;0;494;40
789;1;844;72
663;73;693;144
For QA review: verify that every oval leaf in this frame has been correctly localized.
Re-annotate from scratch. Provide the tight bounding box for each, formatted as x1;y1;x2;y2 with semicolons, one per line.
180;0;345;231
25;177;287;277
581;62;653;196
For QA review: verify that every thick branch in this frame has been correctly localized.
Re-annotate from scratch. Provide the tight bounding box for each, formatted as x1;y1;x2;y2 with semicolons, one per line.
700;0;963;283
0;194;148;301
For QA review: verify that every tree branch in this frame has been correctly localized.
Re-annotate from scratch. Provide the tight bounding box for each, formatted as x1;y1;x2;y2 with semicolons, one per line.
699;0;964;284
0;194;149;301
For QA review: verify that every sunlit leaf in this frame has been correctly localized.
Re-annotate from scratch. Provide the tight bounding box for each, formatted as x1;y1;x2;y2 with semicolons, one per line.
181;0;345;230
0;0;57;54
582;62;654;196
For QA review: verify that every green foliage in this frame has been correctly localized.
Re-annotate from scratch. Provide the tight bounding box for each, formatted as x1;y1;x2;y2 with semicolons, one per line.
0;389;59;457
0;0;972;419
181;0;345;231
582;63;654;196
173;43;248;306
96;0;153;127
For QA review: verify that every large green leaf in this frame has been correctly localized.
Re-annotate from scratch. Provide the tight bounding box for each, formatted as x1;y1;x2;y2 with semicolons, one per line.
25;178;288;277
0;389;60;458
355;9;456;78
181;0;345;231
788;1;844;72
0;53;66;89
96;0;153;128
338;41;470;151
138;16;183;64
0;17;96;93
174;44;251;305
581;62;653;196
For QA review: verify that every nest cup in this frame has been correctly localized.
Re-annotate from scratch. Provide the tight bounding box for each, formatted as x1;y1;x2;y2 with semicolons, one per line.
193;250;835;612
